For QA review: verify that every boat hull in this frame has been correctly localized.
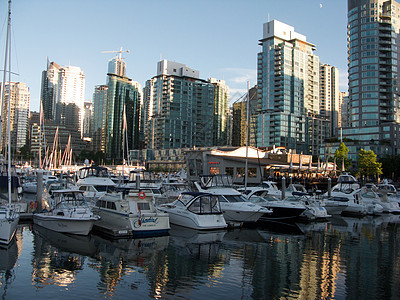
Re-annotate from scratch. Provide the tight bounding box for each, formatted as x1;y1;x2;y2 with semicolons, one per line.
160;208;227;230
33;214;96;235
95;208;170;237
258;206;305;221
0;214;19;245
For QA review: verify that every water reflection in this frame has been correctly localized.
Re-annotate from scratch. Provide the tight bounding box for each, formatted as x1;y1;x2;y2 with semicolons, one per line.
18;214;400;299
32;224;95;288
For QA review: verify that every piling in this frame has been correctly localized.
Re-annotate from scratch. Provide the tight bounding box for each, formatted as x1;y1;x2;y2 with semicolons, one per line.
282;177;286;200
328;177;331;198
36;171;43;210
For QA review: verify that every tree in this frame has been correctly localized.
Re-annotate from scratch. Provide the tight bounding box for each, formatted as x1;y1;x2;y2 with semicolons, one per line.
334;142;352;171
357;149;382;179
380;155;400;180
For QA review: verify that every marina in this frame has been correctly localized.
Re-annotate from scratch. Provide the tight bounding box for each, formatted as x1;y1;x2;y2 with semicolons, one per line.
0;213;399;299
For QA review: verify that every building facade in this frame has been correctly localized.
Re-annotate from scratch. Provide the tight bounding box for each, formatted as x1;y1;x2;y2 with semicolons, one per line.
0;82;30;151
144;60;229;150
320;64;340;137
345;0;400;156
105;57;141;161
257;20;322;155
92;85;108;153
40;61;61;120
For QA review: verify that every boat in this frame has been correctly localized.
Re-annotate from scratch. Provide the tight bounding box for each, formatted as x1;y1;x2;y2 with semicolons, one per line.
158;192;227;230
76;166;116;201
194;175;271;223
0;0;19;245
21;170;58;193
93;188;170;237
358;185;400;214
238;187;306;221
33;189;100;235
285;194;331;221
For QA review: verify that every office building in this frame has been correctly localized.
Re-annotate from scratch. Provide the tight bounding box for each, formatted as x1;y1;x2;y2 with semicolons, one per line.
345;0;400;156
0;82;30;151
92;85;108;153
105;56;141;161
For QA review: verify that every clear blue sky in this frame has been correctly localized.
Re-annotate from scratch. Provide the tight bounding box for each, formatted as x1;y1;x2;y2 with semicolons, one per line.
0;0;348;111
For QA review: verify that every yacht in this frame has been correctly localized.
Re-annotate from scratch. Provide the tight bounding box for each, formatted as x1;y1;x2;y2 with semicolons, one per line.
285;194;331;221
359;186;400;214
76;166;116;201
238;187;306;221
33;189;100;235
158;192;227;230
194;175;271;223
21;170;58;194
93;189;170;237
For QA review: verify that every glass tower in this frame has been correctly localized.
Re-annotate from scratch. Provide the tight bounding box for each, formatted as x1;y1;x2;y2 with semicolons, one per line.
345;0;400;155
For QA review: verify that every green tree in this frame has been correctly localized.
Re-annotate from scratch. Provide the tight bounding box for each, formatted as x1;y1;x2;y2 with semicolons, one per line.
380;155;400;180
357;149;382;179
334;142;352;171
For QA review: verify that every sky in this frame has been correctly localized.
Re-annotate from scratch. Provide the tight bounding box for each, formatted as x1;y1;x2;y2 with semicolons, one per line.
0;0;348;111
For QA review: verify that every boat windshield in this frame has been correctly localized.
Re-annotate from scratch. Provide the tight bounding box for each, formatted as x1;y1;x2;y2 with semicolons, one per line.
187;195;221;214
55;192;87;208
222;195;247;203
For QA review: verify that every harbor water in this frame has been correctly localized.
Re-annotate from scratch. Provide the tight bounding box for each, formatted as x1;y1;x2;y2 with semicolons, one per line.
0;214;399;299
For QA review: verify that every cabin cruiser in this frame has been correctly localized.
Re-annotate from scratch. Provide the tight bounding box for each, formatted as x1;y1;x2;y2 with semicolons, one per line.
259;181;282;197
377;180;400;204
93;189;170;237
285;194;331;221
33;189;100;235
76;166;116;201
359;186;400;214
238;187;306;221
158;192;227;230
194;175;271;223
0;205;19;245
21;170;58;194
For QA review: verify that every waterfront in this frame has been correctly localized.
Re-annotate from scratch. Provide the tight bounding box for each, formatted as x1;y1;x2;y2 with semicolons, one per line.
0;214;399;299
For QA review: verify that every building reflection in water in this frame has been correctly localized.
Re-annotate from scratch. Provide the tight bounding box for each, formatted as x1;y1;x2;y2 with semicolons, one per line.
24;214;400;299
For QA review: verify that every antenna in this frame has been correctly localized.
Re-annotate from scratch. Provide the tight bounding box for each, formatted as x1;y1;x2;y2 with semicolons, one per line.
101;47;130;60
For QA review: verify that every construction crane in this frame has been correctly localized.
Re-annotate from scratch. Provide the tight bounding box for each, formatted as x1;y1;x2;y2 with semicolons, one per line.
101;47;130;59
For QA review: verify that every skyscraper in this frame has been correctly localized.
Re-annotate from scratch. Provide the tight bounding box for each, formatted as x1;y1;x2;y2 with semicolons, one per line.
55;66;85;135
105;56;141;161
92;85;108;153
320;64;340;137
40;61;61;120
346;0;400;155
0;82;30;151
144;60;228;150
257;20;325;154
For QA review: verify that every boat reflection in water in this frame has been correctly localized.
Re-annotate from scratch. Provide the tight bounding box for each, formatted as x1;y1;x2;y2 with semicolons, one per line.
15;213;400;299
32;224;96;288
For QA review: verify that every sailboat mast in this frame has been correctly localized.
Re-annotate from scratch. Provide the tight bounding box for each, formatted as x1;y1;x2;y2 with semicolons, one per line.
0;0;11;157
244;81;250;191
6;0;12;206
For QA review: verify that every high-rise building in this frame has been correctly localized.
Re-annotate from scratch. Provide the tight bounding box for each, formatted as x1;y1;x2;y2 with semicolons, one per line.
232;86;258;147
320;64;340;136
346;0;400;155
105;56;141;161
257;20;324;154
144;60;229;150
338;91;349;128
210;78;230;146
92;85;108;153
0;82;30;151
56;66;85;135
40;61;61;120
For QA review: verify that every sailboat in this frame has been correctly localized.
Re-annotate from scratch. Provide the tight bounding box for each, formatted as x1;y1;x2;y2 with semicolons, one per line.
0;0;20;244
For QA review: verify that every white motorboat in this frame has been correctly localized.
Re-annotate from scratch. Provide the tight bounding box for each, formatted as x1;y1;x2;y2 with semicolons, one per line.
158;192;227;230
320;197;348;215
33;189;100;235
377;180;400;205
0;206;19;245
93;189;170;237
359;186;400;214
238;187;306;221
285;194;331;221
259;181;282;197
195;175;271;223
76;166;116;201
